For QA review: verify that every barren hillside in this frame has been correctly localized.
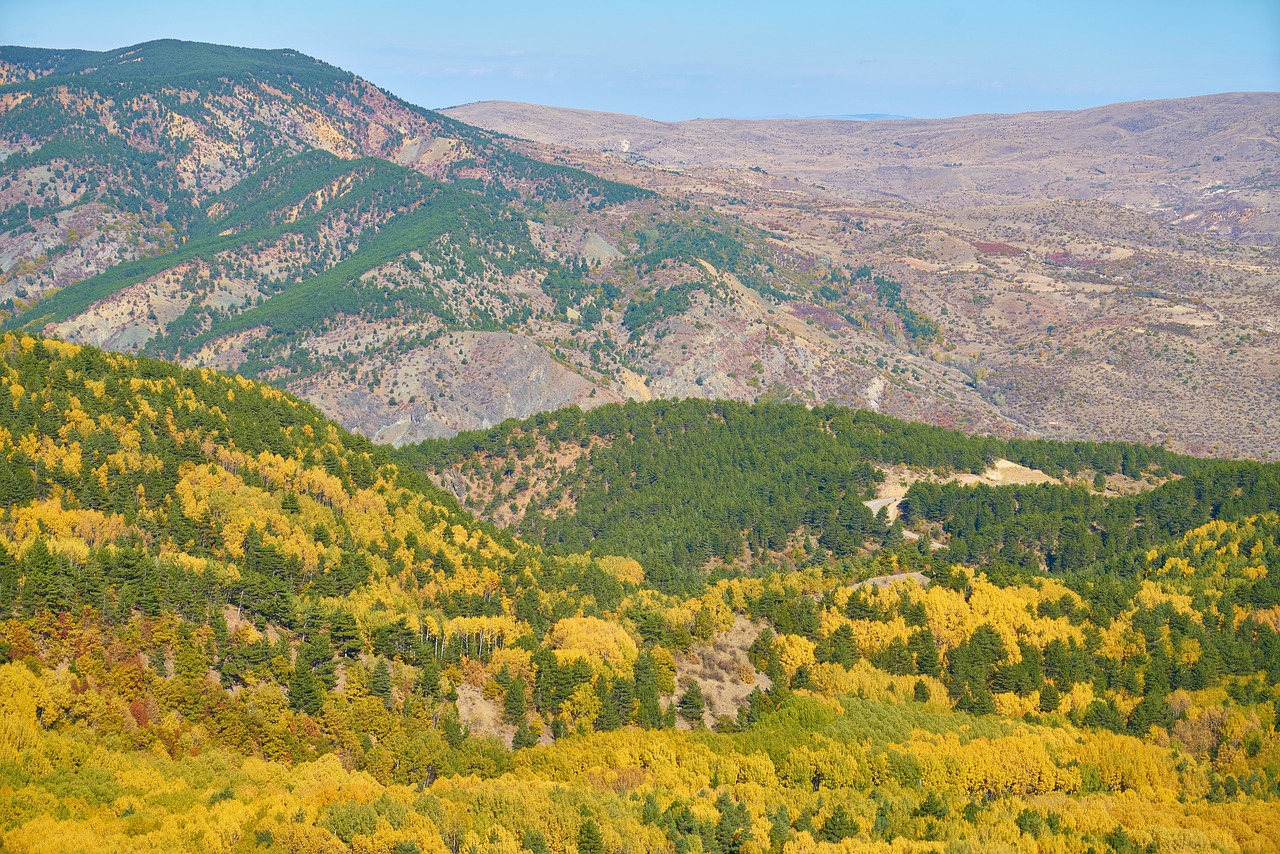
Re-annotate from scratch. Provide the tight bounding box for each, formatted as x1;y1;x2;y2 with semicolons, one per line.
445;95;1280;460
448;94;1280;243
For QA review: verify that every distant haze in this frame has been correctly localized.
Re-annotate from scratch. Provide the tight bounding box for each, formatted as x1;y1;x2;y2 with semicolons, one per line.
3;0;1277;121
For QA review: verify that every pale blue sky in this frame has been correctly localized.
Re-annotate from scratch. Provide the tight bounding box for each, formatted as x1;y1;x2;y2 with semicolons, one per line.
3;0;1277;120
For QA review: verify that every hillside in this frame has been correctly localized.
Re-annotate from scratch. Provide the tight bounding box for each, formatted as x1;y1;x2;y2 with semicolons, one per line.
2;334;1280;851
0;40;658;443
0;40;1027;451
444;96;1280;460
1;28;1279;854
446;95;1280;241
8;41;1279;461
2;39;890;440
402;398;1280;589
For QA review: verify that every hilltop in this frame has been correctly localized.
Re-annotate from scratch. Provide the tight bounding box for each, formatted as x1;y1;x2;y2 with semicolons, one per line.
401;397;1280;588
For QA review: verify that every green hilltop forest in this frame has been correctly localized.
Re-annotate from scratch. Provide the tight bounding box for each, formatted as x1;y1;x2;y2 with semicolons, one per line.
400;399;1276;592
0;333;1278;853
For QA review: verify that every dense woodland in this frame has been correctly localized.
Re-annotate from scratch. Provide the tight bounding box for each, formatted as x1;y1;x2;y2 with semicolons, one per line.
0;334;1277;853
402;399;1272;592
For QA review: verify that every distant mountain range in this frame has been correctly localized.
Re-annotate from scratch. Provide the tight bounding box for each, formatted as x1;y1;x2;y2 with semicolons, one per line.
827;113;912;120
727;113;912;121
2;41;1278;460
444;94;1279;231
445;94;1280;460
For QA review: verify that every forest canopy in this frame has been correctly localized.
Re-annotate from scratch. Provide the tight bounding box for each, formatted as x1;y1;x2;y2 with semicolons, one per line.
0;336;1276;852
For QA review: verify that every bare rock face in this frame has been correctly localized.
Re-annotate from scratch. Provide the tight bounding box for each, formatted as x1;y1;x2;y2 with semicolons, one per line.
302;331;626;446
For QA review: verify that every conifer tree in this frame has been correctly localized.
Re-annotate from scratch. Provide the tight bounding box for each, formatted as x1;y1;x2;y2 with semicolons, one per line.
577;818;604;854
504;675;526;725
678;682;705;726
1039;682;1061;713
913;679;930;703
289;660;322;715
819;805;859;842
371;658;393;706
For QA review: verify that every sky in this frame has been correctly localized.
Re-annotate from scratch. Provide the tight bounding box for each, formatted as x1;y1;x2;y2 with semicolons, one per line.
2;0;1278;121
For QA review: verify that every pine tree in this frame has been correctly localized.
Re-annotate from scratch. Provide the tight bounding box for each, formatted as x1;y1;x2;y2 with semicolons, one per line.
371;658;393;706
822;624;860;668
642;793;661;825
1039;682;1061;713
818;805;859;842
908;631;941;677
635;659;665;729
0;545;19;616
289;661;322;715
504;675;526;725
329;610;363;658
443;712;466;748
522;829;550;854
769;805;791;852
300;632;337;688
913;679;930;703
577;818;604;854
916;792;949;819
714;792;753;854
678;682;705;726
512;722;539;749
416;658;441;698
18;540;65;614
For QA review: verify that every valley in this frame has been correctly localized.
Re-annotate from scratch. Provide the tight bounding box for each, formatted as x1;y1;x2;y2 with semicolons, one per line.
1;333;1279;852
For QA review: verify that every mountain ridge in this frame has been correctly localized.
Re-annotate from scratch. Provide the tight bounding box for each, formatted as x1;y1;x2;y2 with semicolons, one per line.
444;92;1280;225
1;41;1277;460
0;40;1022;449
444;92;1280;460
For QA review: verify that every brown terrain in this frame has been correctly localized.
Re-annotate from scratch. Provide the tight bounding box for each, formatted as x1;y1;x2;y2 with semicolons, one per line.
2;44;1276;460
670;616;771;730
444;95;1280;459
446;95;1280;243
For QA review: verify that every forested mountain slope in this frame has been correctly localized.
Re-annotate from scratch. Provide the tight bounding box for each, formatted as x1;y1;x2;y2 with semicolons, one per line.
2;335;1279;851
0;40;1021;449
403;399;1280;591
0;40;658;442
